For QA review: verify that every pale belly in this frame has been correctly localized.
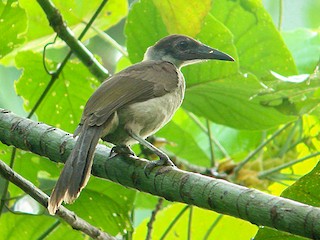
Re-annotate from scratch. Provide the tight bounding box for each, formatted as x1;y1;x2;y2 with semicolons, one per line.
103;87;184;145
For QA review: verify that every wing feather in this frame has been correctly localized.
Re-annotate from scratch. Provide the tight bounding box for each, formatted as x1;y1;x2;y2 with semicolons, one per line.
78;60;179;131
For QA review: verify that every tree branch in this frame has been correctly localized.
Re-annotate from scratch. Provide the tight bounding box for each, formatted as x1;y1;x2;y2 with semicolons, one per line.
1;108;320;239
0;159;114;240
36;0;109;81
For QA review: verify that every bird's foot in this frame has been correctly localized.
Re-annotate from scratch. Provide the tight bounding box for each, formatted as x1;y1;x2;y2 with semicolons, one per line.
144;155;175;176
109;145;135;158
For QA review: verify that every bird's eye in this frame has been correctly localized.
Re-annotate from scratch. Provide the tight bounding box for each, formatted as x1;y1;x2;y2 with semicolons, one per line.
177;41;188;50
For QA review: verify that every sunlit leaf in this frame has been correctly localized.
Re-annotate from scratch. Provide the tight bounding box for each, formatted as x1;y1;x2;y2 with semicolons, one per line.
0;0;27;59
255;161;320;239
134;203;257;239
153;0;211;37
15;51;99;133
1;0;128;64
211;0;297;80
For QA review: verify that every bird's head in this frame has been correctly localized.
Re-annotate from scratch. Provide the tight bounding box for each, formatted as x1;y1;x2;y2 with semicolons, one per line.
144;34;234;68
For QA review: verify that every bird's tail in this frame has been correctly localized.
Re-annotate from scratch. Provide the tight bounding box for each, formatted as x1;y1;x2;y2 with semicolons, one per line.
47;125;102;215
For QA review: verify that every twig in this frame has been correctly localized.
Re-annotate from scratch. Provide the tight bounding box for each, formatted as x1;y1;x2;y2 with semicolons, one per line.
0;148;16;216
146;198;164;240
0;159;115;240
37;0;109;80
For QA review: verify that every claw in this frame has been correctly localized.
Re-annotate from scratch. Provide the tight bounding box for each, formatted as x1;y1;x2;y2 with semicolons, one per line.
109;145;135;158
144;156;175;176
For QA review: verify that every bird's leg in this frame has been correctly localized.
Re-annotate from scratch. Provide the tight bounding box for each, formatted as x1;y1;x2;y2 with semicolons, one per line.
126;130;175;175
109;144;135;158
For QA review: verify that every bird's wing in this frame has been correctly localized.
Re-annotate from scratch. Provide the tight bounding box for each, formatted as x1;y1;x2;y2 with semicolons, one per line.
78;61;179;129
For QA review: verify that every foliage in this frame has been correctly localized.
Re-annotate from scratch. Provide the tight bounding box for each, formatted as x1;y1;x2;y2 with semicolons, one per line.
0;0;320;239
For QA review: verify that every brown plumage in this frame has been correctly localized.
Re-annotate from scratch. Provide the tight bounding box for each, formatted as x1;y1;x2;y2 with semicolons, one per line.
47;34;234;215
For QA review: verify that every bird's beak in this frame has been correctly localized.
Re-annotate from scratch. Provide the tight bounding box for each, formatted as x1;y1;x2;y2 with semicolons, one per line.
194;44;235;62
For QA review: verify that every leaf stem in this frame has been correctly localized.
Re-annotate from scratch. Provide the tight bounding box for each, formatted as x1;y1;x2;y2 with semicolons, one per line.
160;205;189;240
187;111;230;160
37;220;61;240
206;120;215;167
203;214;223;240
258;152;320;179
233;122;292;177
188;206;193;240
89;24;128;57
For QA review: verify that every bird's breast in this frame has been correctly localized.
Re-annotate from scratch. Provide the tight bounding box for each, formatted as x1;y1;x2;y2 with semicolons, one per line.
118;77;185;143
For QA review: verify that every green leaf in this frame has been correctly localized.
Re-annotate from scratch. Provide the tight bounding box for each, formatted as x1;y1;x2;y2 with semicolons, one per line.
126;0;296;130
158;109;211;166
2;0;127;64
46;222;84;240
255;161;320;239
126;0;168;63
0;144;59;200
20;0;127;41
67;178;135;236
0;66;25;114
153;0;212;36
211;0;297;80
15;51;99;133
255;227;307;240
210;123;264;160
0;213;57;239
134;203;257;239
282;29;320;74
183;74;297;130
182;13;239;85
255;70;320;116
0;0;27;59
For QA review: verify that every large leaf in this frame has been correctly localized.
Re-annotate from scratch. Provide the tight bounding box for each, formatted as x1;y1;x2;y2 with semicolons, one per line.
211;0;297;80
0;0;27;59
134;203;257;239
282;29;320;74
126;0;168;63
1;0;128;64
158;110;211;167
0;214;58;239
153;0;212;37
15;51;99;133
183;74;297;129
126;0;296;130
67;178;135;236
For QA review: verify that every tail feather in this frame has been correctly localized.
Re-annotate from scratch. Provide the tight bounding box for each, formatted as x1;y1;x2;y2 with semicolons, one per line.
47;126;102;215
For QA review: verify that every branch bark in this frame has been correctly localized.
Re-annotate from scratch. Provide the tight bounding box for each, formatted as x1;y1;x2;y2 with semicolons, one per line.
1;108;320;239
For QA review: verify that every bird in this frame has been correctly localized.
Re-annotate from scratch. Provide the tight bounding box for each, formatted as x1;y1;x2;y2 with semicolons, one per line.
47;34;234;215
